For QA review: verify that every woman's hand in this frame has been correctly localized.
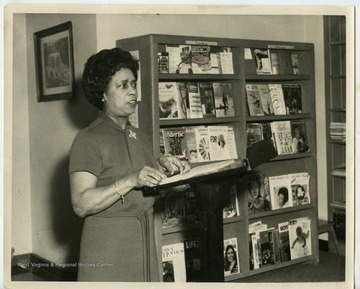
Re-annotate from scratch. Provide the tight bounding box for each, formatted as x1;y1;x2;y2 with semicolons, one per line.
158;155;190;176
132;165;168;188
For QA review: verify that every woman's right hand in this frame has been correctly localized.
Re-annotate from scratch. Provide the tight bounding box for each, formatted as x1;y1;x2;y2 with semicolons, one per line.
132;166;167;188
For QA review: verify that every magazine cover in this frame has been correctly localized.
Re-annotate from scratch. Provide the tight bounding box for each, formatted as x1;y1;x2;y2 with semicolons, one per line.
208;126;231;161
226;127;238;159
224;237;240;276
282;83;303;114
246;123;264;147
190;45;211;73
223;184;240;219
166;45;182;74
247;173;271;214
158;51;169;73
271;121;294;155
195;127;211;162
289;218;312;260
246;84;265;116
269;174;293;210
199;82;216;118
253;48;272;74
249;221;268;270
184;238;201;282
162;243;187;282
158;82;186;119
258;228;276;267
213;82;235;117
187;82;203;118
259;84;275;115
162;128;188;161
268;83;287;115
290;172;311;206
278;221;291;262
160;191;186;229
291;120;310;153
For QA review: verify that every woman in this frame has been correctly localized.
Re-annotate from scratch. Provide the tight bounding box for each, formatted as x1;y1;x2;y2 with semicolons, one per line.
69;48;189;282
277;187;289;208
224;244;238;274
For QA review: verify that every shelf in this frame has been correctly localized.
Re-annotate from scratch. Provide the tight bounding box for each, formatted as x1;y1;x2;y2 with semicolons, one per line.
245;74;311;81
247;255;314;276
330;139;346;145
159;74;240;81
248;204;313;220
246;113;312;122
160;116;241;127
162;223;201;235
270;152;313;162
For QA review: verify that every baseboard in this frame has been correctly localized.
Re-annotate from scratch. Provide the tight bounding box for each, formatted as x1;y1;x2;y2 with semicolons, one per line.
12;253;77;281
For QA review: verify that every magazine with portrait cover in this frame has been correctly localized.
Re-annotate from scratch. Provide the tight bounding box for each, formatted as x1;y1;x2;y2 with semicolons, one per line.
258;84;275;115
268;174;293;210
223;237;240;276
289;172;311;206
247;173;271;214
162;243;186;282
288;217;312;260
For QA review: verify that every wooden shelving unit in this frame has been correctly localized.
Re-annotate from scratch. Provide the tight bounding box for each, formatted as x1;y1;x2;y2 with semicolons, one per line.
116;34;319;281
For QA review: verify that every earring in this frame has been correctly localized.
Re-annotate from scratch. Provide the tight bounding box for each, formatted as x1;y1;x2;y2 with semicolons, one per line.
102;98;105;102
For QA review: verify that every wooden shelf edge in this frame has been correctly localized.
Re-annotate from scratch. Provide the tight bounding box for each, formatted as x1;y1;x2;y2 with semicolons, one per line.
248;204;313;220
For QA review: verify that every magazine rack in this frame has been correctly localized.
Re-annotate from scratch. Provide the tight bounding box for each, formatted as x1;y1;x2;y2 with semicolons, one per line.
117;34;318;281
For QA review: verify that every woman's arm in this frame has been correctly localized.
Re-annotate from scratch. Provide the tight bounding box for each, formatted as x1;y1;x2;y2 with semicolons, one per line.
70;166;167;218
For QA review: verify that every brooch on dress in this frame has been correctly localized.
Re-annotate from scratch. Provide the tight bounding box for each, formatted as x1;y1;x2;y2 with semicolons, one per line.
129;129;137;139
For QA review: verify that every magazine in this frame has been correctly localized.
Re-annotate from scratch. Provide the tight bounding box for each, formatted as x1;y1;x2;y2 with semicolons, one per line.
213;82;235;117
290;172;311;206
246;84;265;116
268;83;287;115
162;243;187;282
271;121;294;155
223;184;240;219
278;221;291;262
282;84;303;114
184;238;201;282
162;128;188;161
253;49;272;74
247;173;271;214
268;174;293;210
224;237;240;276
289;218;312;259
158;82;186;119
291;120;310;153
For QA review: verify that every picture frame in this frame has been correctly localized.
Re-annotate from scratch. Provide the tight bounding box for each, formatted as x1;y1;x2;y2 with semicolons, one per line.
34;21;75;102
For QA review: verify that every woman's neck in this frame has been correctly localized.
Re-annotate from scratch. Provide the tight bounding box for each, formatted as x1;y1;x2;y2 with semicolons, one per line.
103;110;128;129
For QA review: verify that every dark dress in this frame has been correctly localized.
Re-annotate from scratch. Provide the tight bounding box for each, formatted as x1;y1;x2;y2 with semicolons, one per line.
69;112;160;281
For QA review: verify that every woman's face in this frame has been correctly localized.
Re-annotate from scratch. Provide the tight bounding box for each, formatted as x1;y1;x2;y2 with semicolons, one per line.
103;68;138;118
278;193;285;206
227;248;234;261
250;182;260;198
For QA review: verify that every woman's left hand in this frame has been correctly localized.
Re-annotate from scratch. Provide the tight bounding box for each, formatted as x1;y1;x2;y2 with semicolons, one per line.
158;155;190;176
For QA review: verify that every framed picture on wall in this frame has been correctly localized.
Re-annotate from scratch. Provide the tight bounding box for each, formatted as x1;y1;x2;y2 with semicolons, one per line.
34;21;75;102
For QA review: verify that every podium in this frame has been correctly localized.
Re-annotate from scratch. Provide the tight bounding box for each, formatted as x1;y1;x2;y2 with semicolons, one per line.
144;140;277;282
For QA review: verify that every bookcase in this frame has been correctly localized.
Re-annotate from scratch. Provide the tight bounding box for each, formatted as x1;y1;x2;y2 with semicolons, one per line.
116;34;318;281
324;16;346;251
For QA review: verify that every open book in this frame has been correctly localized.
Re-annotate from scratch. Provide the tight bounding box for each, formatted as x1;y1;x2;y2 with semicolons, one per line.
159;159;244;186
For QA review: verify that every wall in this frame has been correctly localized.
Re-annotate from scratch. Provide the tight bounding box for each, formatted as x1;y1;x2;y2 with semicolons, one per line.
22;14;98;263
12;14;32;255
13;13;326;264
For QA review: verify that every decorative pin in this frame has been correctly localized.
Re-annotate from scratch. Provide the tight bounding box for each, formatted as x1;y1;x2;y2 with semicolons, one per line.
129;129;137;139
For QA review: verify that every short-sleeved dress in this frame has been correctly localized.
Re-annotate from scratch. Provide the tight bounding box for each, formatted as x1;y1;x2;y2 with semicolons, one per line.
69;112;160;282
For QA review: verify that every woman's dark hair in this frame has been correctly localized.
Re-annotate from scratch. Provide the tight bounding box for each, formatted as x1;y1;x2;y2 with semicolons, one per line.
81;48;139;110
278;187;289;203
224;244;237;270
